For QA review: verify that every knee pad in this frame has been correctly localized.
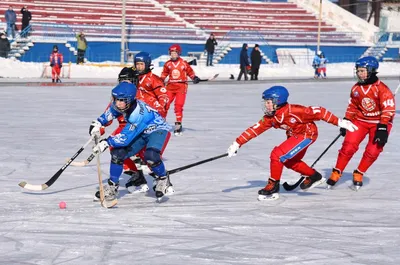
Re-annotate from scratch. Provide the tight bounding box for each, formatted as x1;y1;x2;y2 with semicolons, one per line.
363;146;382;161
340;141;359;157
110;148;129;165
270;146;284;163
144;148;162;166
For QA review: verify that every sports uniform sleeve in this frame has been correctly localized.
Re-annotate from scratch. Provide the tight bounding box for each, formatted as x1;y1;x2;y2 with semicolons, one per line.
236;117;272;146
184;61;196;80
160;62;169;81
378;84;396;124
344;91;359;121
296;105;339;126
97;105;122;126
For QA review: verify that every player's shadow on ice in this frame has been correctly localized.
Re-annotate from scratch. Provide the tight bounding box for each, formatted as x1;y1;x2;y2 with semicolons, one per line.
222;180;265;193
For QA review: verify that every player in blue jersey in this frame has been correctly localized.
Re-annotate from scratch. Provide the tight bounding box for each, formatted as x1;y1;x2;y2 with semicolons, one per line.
89;82;174;201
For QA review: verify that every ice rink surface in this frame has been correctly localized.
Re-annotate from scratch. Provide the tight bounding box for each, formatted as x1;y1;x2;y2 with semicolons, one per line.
0;79;399;265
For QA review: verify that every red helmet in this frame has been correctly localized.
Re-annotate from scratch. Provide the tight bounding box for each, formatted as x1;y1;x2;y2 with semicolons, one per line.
169;44;182;55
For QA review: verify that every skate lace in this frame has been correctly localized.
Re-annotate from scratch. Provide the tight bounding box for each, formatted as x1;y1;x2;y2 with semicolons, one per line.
302;177;311;186
104;184;118;197
156;177;168;193
329;170;341;181
265;179;276;191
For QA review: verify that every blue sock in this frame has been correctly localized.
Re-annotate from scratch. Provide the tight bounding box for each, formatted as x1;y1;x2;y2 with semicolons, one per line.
151;162;167;177
109;163;123;184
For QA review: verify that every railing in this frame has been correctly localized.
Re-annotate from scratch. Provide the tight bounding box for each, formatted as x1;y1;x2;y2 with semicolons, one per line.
374;31;400;44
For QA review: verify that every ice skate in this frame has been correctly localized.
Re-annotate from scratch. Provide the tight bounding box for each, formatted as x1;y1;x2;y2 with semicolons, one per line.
258;178;280;201
326;169;342;190
154;174;174;201
94;179;119;201
174;122;183;136
125;170;149;193
350;170;363;191
300;171;325;191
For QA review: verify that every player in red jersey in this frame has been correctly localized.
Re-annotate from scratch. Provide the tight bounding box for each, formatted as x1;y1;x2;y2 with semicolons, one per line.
160;44;200;135
326;56;396;190
226;86;358;200
49;45;63;83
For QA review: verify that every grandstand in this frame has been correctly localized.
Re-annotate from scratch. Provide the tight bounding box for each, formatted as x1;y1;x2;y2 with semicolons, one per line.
0;0;398;64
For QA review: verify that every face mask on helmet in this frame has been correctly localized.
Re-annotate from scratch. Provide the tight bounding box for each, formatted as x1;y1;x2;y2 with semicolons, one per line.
111;83;137;113
134;52;152;74
262;98;278;116
261;86;289;116
354;56;379;83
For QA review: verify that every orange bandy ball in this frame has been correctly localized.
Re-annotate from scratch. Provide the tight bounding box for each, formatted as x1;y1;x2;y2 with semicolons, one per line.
59;201;66;209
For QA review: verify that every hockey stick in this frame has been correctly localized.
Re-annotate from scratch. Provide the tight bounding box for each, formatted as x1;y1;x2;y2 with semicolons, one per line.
167;73;219;84
18;136;94;191
168;153;228;175
282;133;341;191
70;153;95;167
94;135;117;208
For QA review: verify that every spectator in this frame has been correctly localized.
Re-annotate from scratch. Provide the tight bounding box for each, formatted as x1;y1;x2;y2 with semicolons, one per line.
204;33;217;66
76;31;87;64
0;31;11;58
237;43;250;81
4;6;17;39
20;6;32;38
250;44;262;80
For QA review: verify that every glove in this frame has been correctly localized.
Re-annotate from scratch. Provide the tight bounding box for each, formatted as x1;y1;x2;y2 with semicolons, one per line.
337;118;358;133
339;118;350;137
193;76;201;84
374;123;388;147
227;141;240;157
246;65;251;71
93;139;109;154
89;120;102;136
50;63;54;67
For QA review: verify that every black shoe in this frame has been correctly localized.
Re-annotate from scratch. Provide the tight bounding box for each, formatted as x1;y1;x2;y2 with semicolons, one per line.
258;178;280;196
125;170;147;188
300;171;322;190
95;179;119;200
174;122;182;135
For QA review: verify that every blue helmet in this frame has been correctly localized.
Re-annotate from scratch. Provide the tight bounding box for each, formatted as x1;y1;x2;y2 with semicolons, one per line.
262;86;289;116
111;82;137;113
355;56;379;83
134;52;152;73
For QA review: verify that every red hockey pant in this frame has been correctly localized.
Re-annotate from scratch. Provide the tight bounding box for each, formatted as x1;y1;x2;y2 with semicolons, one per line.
334;120;392;173
52;65;61;79
166;90;186;123
270;136;316;181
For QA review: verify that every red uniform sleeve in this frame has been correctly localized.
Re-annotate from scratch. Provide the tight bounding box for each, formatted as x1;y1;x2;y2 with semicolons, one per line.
378;84;396;124
150;75;169;116
236;117;272;146
184;60;196;80
160;62;169;81
344;89;359;121
292;105;339;126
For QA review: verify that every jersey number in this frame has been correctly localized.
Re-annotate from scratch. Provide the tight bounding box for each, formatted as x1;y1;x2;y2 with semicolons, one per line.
382;99;395;108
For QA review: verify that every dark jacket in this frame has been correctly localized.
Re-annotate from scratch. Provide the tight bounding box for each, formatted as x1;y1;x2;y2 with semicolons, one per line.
251;48;262;67
240;43;250;67
21;8;32;24
0;34;11;57
5;9;17;24
205;37;217;53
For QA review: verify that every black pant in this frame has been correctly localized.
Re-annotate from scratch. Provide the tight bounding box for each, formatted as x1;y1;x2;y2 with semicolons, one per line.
77;49;85;64
251;65;259;80
21;23;30;37
237;65;248;81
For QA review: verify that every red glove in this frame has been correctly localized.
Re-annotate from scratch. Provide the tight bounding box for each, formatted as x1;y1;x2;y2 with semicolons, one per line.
246;65;251;71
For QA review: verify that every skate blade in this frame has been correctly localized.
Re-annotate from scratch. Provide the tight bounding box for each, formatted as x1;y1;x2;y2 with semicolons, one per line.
165;186;175;196
302;177;326;192
257;193;280;201
127;184;149;194
174;132;182;136
349;185;362;191
326;184;334;190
